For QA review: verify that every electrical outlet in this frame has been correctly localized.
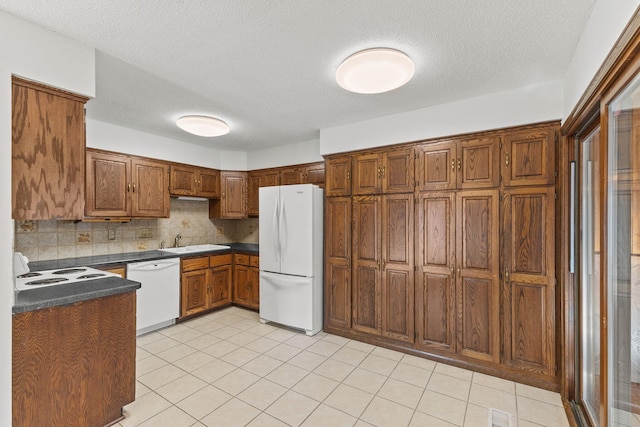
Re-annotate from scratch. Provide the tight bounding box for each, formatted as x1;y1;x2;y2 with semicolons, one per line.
216;227;224;236
108;229;116;240
138;228;152;239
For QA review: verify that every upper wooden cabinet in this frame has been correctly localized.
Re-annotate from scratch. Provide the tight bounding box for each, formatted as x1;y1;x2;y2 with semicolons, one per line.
502;126;557;187
12;77;89;220
209;171;247;219
247;169;279;217
170;165;220;198
85;149;170;218
353;148;414;195
302;162;325;187
416;136;500;191
279;166;302;185
325;157;352;197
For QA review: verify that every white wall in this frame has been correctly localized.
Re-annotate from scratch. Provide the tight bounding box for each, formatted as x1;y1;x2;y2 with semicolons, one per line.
319;80;563;155
563;0;640;119
247;138;323;170
0;10;96;426
87;119;247;170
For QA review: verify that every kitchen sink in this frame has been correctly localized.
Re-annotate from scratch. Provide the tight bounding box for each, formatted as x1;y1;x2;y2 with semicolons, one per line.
159;244;230;254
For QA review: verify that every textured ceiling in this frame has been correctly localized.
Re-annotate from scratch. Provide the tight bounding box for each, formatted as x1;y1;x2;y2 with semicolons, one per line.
0;1;595;151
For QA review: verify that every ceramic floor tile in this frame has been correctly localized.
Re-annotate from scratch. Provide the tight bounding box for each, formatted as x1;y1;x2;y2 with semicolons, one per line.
343;367;388;394
313;358;356;382
137;405;197;427
306;339;343;357
516;383;564;407
234;318;263;330
237;378;288;410
409;411;458;426
138;364;187;390
265;343;303;361
172;351;216;372
241;354;283;376
201;340;240;358
417;390;467;426
265;390;320;426
136;381;152;399
167;328;205;343
330;347;369;366
193;320;226;334
390;362;432;388
434;363;474;381
371;346;404;361
214;368;261;395
286;334;320;349
211;325;244;340
266;363;310;388
184;334;221;350
226;330;261;346
136;354;169;376
141;336;181;354
155;343;198;363
246;413;290;427
359;354;399;376
288;350;328;371
321;334;351;346
265;328;300;342
377;378;424;409
175;385;231;420
136;347;152;361
472;372;515;394
215;314;246;326
136;331;164;347
121;392;172;427
154;373;207;403
191;358;237;383
220;346;261;367
158;323;192;337
301;404;358;427
517;396;570;427
467;383;517;416
345;340;376;353
200;397;261;427
401;354;437;371
427;372;471;402
244;336;280;353
292;372;340;401
245;323;280;336
324;384;375;418
360;396;414;427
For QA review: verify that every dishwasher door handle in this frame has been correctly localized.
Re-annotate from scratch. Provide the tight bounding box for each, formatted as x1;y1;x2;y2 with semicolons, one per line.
129;261;179;271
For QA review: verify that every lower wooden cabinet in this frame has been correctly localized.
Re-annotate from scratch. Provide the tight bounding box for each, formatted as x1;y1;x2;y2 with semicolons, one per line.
325;197;352;330
233;254;259;310
13;292;136;427
180;254;232;318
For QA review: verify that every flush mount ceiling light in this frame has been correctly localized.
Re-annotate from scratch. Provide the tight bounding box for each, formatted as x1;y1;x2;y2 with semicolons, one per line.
336;48;415;94
176;115;230;137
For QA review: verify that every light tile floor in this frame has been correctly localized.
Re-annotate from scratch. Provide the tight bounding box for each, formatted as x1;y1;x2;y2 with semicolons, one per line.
114;306;570;427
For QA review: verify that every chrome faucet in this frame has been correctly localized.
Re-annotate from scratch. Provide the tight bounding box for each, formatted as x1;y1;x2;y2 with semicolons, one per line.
174;233;182;248
160;240;166;249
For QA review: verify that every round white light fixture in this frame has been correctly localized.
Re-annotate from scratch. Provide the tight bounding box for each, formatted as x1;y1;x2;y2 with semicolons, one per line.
336;48;415;94
176;115;230;137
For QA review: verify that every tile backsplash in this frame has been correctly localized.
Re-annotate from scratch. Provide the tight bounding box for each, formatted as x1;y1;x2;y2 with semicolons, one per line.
15;199;259;262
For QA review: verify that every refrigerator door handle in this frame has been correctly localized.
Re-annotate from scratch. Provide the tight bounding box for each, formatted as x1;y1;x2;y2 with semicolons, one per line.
273;195;280;261
279;199;287;260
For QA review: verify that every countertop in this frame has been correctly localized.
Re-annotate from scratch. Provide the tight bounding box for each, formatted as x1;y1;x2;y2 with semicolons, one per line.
13;242;258;314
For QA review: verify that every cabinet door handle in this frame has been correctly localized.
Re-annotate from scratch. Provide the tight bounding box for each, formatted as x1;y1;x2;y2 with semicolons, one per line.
347;171;351;181
132;184;136;193
457;267;461;275
505;269;510;283
127;183;131;192
457;158;461;170
451;159;455;170
382;166;386;177
505;153;510;167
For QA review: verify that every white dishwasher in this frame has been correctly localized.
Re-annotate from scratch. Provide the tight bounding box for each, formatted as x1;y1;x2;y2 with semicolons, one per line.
127;258;180;336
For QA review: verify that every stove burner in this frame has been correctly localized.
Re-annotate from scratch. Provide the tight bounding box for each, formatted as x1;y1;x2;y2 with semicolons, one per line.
17;272;42;279
52;268;87;275
77;273;106;279
25;277;69;286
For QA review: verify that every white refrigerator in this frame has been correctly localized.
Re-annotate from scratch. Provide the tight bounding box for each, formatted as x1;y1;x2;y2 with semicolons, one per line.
259;184;324;336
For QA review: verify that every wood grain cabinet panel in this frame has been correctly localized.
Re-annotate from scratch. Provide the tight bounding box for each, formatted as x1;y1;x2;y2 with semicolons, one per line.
181;268;209;317
279;166;302;185
353;149;415;195
13;292;136;427
210;171;247;219
302;162;326;187
12;77;89;220
502;187;556;377
325;157;352;196
210;264;232;309
503;127;557;187
170;165;220;198
456;189;500;363
181;254;233;318
233;254;259;310
198;169;221;198
353;154;382;195
325;197;352;330
131;158;170;218
247;169;279;216
416;192;456;352
416;141;457;191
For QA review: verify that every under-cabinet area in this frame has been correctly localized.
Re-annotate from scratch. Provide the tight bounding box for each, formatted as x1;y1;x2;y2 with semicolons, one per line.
324;120;559;390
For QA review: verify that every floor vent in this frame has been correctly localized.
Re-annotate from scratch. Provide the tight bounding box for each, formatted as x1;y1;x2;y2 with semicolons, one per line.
490;408;511;427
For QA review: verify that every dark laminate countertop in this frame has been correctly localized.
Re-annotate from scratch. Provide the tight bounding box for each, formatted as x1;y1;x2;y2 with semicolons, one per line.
13;277;141;314
14;243;259;314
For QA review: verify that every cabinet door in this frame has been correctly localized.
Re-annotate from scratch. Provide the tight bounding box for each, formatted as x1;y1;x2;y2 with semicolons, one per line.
458;137;500;189
381;194;414;343
233;264;252;307
353;154;381;195
456;189;500;363
383;149;415;193
210;171;247;219
247;172;261;217
352;196;382;335
502;187;555;377
85;150;130;217
250;266;260;309
170;165;197;196
416;141;457;191
503;126;557;187
181;269;209;317
210;264;232;309
279;166;302;185
12;78;87;220
303;162;326;187
198;169;220;198
416;192;456;353
131;159;170;218
325;157;352;196
325;197;352;330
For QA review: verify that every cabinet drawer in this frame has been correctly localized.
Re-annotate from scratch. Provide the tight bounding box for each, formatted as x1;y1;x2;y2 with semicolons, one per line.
250;256;259;268
182;256;209;272
234;254;250;266
210;254;232;267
